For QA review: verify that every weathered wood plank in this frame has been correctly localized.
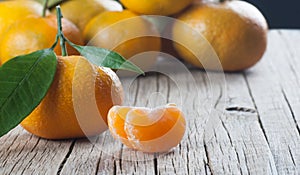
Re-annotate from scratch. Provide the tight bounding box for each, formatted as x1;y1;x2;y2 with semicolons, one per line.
0;126;74;175
207;72;277;175
243;30;300;174
154;68;209;175
0;30;300;175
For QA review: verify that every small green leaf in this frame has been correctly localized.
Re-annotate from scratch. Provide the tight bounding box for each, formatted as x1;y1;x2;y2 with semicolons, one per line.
0;49;57;137
69;43;144;74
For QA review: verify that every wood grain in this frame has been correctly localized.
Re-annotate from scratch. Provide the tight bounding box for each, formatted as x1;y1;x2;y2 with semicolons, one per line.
0;30;300;175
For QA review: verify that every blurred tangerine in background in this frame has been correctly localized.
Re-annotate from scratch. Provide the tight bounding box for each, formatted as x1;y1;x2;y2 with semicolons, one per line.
172;0;268;71
0;14;84;63
0;0;45;37
120;0;194;16
56;0;123;32
84;10;161;75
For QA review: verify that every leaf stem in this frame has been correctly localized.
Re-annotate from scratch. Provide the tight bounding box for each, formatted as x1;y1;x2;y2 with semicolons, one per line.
50;35;59;50
56;6;68;56
42;0;49;17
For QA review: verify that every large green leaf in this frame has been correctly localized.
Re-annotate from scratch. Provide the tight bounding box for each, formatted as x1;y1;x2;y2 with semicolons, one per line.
0;49;57;137
69;43;144;74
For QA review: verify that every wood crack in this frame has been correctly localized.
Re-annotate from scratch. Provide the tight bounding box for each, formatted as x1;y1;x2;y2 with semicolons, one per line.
277;30;300;88
94;135;105;175
113;160;117;175
243;73;279;173
186;145;190;175
225;107;256;113
1;134;21;166
56;139;76;175
203;142;213;174
288;146;296;167
243;74;270;145
281;89;300;135
241;148;250;175
214;85;223;108
7;134;36;174
118;144;123;174
154;158;158;175
220;118;243;175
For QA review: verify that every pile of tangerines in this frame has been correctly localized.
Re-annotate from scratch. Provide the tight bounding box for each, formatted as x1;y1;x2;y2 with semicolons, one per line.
0;0;268;153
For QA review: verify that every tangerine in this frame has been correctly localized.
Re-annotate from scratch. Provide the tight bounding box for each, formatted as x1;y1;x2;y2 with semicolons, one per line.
21;56;124;139
57;0;123;31
84;10;161;75
0;15;84;64
173;1;268;71
0;0;45;38
120;0;194;16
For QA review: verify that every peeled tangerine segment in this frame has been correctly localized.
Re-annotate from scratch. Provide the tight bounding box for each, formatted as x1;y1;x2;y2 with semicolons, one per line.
108;104;186;153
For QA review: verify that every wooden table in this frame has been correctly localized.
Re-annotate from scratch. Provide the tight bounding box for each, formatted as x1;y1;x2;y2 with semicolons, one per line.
1;30;300;174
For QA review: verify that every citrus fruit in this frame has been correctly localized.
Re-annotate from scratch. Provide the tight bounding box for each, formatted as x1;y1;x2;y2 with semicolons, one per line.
108;104;186;153
21;56;124;139
0;0;45;39
120;0;194;16
172;1;268;71
161;23;181;58
56;0;123;32
0;15;84;64
84;10;161;75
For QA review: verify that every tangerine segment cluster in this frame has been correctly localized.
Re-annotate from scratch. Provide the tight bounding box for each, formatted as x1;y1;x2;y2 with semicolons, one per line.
108;104;186;153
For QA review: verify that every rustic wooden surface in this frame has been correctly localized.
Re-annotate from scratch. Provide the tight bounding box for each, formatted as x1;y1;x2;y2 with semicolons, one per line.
1;30;300;175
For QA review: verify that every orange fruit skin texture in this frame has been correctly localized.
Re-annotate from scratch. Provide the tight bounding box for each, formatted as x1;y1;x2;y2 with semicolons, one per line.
84;10;161;58
0;0;44;38
84;10;161;74
108;105;186;153
173;1;268;71
21;56;124;139
0;15;84;64
57;0;123;32
120;0;194;16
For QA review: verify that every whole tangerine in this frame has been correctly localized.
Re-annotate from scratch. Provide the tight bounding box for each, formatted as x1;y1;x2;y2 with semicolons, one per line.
0;15;84;64
21;56;124;139
173;1;268;71
84;10;161;75
0;0;45;38
57;0;123;32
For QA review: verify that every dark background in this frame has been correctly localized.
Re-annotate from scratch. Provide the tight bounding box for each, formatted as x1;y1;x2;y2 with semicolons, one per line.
245;0;300;29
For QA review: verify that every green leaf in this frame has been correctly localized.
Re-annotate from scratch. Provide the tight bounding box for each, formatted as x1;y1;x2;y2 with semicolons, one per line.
69;43;144;74
0;49;57;137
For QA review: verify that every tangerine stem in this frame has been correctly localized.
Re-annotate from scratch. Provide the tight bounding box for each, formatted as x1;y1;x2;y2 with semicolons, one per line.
56;6;68;56
42;0;49;17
